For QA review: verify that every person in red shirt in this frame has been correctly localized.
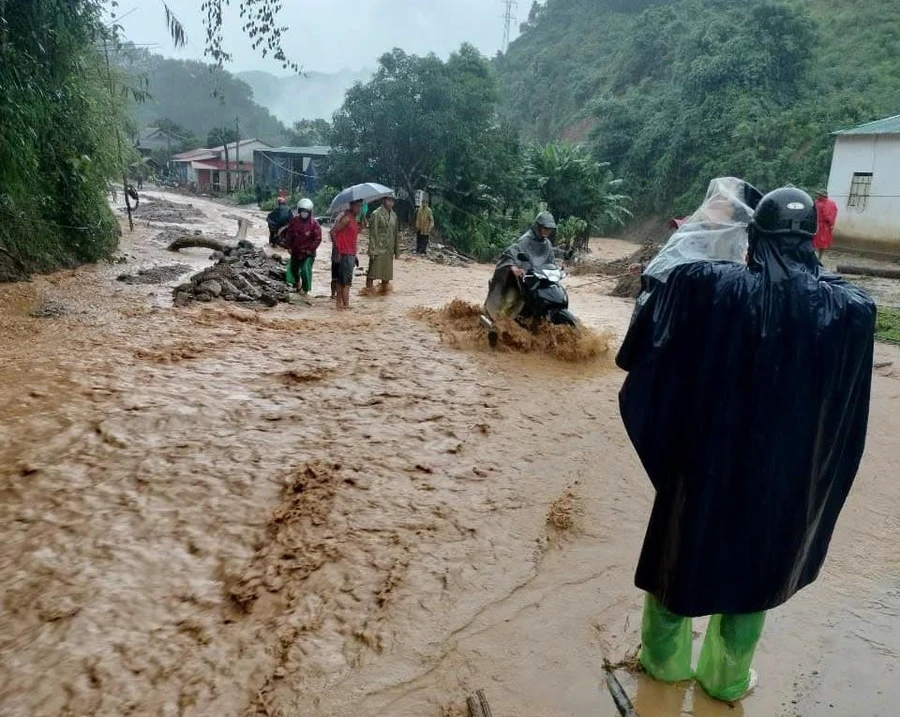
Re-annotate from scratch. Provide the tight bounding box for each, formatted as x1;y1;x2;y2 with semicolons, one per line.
284;198;322;296
330;199;362;310
813;189;839;261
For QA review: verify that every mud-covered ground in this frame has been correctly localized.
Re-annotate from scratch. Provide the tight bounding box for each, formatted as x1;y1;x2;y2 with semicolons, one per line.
1;192;899;717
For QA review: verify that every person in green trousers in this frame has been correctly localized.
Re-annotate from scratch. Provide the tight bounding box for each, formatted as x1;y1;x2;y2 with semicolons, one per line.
615;187;876;703
640;595;764;700
284;198;322;295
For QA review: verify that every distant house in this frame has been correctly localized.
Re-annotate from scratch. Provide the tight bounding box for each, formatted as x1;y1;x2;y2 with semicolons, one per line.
827;114;900;254
134;127;179;160
253;146;331;195
170;139;271;192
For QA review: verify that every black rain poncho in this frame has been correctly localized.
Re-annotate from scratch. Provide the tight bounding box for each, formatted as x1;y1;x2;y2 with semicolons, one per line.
616;216;876;617
266;205;293;232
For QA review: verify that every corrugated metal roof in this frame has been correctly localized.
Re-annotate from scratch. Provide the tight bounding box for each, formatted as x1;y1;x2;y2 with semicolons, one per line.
172;148;216;161
191;159;253;171
833;114;900;136
257;145;331;156
208;138;270;153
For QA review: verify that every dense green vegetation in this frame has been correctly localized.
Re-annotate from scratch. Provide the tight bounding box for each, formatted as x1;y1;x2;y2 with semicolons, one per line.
329;45;630;260
0;0;308;278
0;0;127;278
876;307;900;344
115;47;290;145
497;0;900;215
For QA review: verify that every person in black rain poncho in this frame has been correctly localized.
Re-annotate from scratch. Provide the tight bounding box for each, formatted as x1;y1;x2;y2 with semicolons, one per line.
266;197;293;246
616;186;876;702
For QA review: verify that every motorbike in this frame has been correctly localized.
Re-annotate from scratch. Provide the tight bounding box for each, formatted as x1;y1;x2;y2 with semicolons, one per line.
480;252;579;347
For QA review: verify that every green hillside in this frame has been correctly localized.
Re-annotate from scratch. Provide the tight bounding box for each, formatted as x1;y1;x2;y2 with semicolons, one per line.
497;0;900;214
115;47;290;145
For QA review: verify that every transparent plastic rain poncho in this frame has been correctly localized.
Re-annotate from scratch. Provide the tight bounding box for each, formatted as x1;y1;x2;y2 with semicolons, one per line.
643;177;760;284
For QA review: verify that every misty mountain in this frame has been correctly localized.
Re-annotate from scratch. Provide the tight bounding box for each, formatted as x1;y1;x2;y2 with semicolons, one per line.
116;47;290;145
236;68;373;125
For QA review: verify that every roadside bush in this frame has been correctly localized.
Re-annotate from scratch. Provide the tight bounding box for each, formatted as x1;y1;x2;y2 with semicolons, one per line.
0;0;126;279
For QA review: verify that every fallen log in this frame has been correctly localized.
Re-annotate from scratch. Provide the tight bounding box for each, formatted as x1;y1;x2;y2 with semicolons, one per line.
466;689;493;717
167;236;232;253
168;218;249;253
604;668;639;717
837;264;900;280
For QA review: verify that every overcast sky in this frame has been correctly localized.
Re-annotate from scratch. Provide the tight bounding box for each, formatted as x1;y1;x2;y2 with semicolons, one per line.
115;0;519;74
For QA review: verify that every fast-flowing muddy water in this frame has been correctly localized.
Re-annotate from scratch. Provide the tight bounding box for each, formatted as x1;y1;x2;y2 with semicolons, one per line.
1;192;898;717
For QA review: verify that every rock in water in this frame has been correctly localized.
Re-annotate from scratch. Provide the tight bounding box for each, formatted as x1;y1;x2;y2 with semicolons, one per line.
198;280;223;298
172;244;293;308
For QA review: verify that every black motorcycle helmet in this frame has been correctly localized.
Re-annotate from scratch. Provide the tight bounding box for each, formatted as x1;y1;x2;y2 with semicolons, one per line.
751;187;817;238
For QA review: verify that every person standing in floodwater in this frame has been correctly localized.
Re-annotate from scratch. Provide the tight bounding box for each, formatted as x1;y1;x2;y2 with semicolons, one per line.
365;194;400;293
813;189;839;261
616;187;875;703
284;198;322;296
330;199;362;310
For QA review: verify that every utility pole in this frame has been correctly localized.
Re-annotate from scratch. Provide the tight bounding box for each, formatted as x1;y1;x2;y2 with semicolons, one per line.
234;115;240;191
501;0;518;53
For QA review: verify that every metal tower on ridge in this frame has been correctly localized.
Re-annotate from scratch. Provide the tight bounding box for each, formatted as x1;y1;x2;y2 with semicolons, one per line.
501;0;518;52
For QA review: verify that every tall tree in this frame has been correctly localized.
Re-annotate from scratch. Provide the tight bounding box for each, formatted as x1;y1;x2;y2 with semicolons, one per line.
329;45;513;204
1;0;126;276
288;119;332;146
526;142;630;250
330;48;450;199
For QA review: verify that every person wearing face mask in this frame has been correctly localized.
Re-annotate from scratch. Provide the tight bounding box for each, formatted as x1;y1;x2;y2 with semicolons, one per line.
284;198;322;295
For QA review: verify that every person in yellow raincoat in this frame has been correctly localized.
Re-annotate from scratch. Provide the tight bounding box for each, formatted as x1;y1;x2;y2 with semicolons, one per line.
365;194;400;292
414;198;434;254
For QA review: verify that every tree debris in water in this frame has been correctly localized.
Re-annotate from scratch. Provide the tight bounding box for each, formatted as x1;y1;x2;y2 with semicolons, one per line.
117;264;193;285
572;243;662;298
29;299;70;319
127;197;204;224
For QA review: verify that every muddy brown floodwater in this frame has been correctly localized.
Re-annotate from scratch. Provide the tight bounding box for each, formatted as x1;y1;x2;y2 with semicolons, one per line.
1;191;899;717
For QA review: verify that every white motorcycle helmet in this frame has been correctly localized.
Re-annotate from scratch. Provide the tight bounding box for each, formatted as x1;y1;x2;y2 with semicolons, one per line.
297;198;314;218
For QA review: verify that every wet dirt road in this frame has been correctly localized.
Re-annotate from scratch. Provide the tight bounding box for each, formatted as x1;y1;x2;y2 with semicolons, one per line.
1;192;898;717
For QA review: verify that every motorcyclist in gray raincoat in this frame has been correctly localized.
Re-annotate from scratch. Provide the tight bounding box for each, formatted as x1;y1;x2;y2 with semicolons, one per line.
486;211;559;320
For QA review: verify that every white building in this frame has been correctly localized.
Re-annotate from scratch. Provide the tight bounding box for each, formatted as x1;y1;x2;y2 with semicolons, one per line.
827;114;900;255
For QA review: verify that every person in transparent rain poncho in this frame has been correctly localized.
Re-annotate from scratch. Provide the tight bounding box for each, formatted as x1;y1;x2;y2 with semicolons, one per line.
636;177;763;292
617;182;876;703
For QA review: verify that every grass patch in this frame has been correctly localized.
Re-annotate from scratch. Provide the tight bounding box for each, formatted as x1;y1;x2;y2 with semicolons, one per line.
876;306;900;344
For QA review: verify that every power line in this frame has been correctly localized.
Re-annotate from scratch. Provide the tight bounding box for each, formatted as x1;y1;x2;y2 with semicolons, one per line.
500;0;518;52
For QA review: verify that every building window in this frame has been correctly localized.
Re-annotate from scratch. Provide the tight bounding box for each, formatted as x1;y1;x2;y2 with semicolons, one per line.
848;172;872;210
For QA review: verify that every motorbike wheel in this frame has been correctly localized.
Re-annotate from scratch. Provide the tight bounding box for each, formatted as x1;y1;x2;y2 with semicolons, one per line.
549;309;580;329
479;314;499;348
